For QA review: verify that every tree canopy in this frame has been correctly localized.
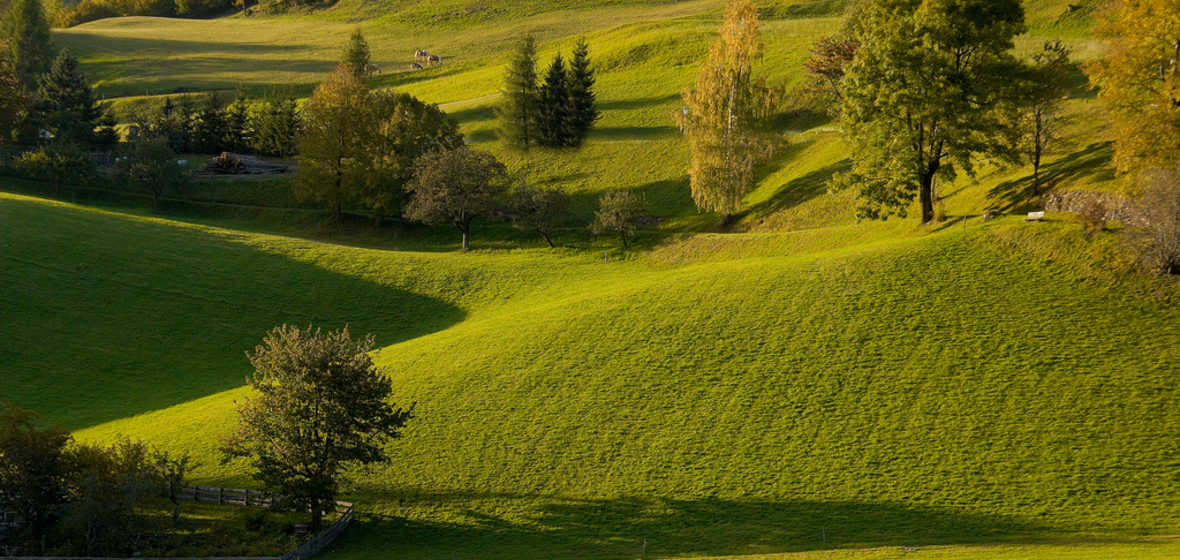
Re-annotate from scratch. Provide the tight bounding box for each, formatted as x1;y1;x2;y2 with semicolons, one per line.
1;0;52;89
835;0;1025;223
404;148;508;251
220;325;412;531
342;27;370;77
296;64;371;220
591;189;648;249
497;34;540;149
1087;0;1180;174
675;0;782;220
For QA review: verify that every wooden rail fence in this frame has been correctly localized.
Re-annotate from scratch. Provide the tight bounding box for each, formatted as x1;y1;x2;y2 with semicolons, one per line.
176;485;354;560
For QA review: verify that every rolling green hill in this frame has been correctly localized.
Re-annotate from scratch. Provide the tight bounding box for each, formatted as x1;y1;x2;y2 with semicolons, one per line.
4;0;1179;558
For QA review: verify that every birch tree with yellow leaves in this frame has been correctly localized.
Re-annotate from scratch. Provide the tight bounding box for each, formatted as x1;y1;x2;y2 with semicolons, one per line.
675;0;783;222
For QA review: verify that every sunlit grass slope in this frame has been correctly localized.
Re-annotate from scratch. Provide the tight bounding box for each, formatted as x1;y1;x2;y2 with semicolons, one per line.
8;190;1166;558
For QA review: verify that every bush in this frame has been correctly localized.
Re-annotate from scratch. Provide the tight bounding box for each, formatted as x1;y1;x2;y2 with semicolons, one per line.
1074;197;1107;236
12;142;96;197
1135;166;1180;274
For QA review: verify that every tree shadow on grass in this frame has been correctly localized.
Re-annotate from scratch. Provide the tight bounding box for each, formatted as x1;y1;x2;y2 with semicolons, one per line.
734;150;851;228
338;489;1056;559
0;194;465;430
988;142;1115;212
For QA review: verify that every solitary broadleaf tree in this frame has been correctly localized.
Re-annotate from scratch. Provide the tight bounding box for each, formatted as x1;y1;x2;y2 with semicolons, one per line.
221;325;412;532
675;0;782;221
404;148;509;251
497;34;539;149
1016;41;1072;196
297;64;371;221
835;0;1025;223
501;182;570;248
591;190;647;249
1087;0;1180;174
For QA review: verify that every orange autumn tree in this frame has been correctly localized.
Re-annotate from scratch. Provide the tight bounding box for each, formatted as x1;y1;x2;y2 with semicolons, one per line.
1087;0;1180;174
675;0;783;222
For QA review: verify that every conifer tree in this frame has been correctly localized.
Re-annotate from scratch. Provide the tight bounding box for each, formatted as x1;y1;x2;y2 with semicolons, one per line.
342;28;370;77
675;0;782;221
33;50;99;148
191;93;227;154
224;93;251;153
566;36;599;147
1;0;52;89
251;95;299;157
497;34;539;149
0;40;29;147
537;53;571;148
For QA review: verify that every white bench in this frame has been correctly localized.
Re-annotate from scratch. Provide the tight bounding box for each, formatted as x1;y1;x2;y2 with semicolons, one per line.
1024;211;1045;221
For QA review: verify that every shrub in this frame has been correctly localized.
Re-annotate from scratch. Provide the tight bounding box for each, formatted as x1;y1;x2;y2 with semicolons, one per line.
1135;166;1180;274
1074;197;1107;236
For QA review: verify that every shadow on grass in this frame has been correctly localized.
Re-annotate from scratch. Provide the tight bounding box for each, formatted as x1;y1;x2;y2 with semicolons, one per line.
0;190;466;430
734;147;851;228
987;142;1114;212
341;490;1056;559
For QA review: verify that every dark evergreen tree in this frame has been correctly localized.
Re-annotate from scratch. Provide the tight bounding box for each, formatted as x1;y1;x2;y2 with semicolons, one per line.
224;93;251;153
250;95;299;157
566;36;599;147
342;27;370;77
496;34;539;149
93;104;120;149
32;50;100;148
0;39;30;147
537;53;571;148
1;0;52;90
191;93;227;154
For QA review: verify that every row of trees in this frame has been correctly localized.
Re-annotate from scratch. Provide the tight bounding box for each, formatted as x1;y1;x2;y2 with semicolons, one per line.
55;0;235;28
129;93;300;158
498;35;599;149
0;405;191;556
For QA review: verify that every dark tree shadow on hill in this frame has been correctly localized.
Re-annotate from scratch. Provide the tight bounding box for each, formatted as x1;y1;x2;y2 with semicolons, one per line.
731;148;851;230
338;489;1061;559
0;195;465;430
987;142;1114;213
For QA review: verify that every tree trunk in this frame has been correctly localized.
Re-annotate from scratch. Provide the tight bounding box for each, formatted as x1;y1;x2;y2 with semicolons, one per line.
919;171;935;224
620;229;629;249
310;499;323;533
538;228;555;248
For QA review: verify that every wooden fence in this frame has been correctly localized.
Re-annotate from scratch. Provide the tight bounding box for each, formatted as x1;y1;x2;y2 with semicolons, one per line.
177;485;354;560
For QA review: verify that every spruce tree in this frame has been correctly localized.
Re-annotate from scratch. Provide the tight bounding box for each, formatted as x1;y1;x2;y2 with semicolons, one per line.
0;40;29;147
33;50;99;148
1;0;52;90
342;28;371;77
497;34;539;149
224;93;251;153
191;93;227;154
566;36;599;147
537;53;571;148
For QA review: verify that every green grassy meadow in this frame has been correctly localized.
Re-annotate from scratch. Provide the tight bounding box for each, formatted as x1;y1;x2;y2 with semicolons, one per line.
3;0;1180;558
